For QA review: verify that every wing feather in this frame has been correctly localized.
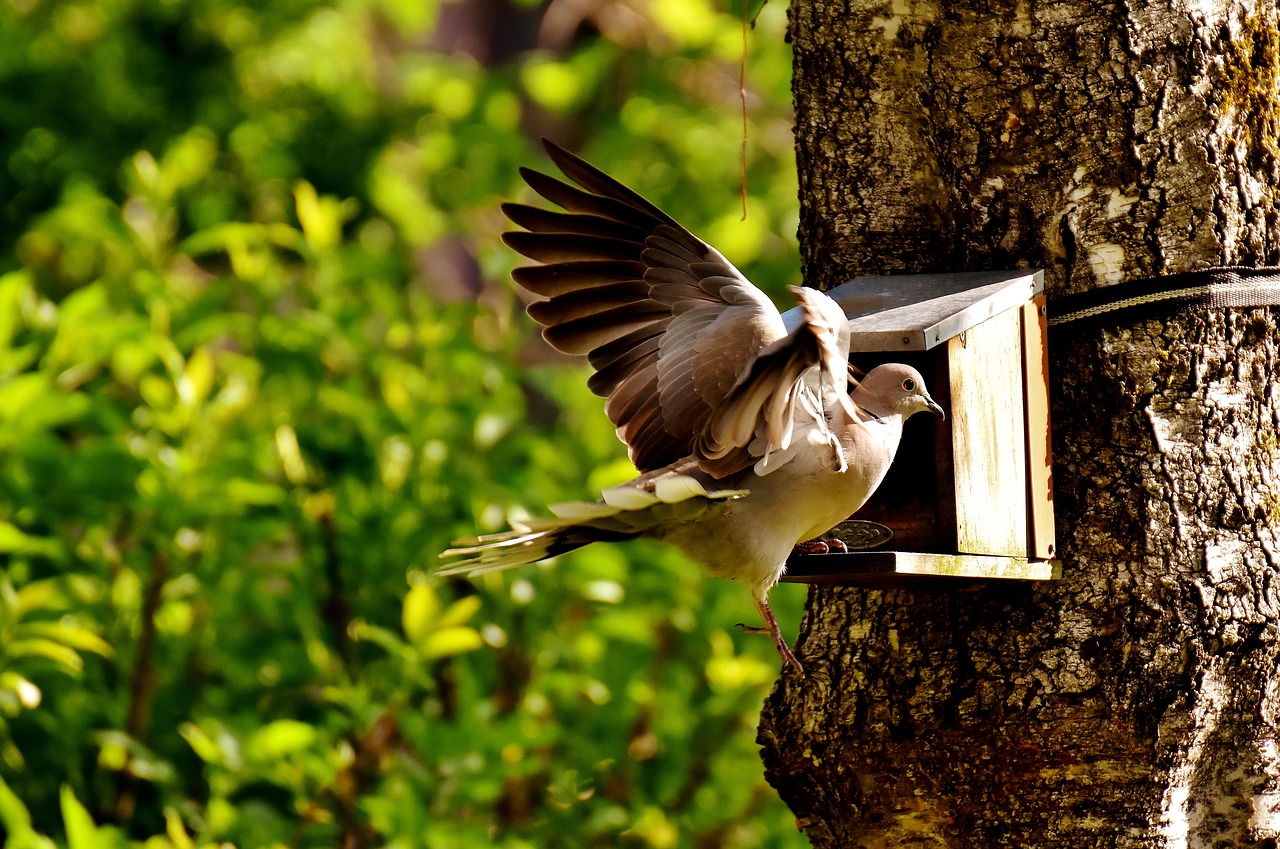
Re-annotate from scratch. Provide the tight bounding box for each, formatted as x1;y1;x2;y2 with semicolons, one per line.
541;141;679;224
512;260;646;297
587;334;660;396
506;140;786;473
504;141;856;480
502;203;652;244
520;167;663;229
526;281;652;326
704;287;860;473
503;232;639;264
542;303;670;355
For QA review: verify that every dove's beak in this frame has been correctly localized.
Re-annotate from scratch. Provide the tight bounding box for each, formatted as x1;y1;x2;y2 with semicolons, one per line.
925;396;945;420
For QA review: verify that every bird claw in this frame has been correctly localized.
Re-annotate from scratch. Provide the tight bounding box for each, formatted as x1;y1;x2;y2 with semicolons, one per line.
793;540;829;554
793;538;848;555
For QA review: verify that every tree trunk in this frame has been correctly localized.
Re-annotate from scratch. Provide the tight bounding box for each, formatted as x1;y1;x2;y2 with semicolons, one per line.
759;2;1280;846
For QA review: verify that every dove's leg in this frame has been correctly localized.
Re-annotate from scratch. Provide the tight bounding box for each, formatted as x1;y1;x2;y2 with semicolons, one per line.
741;588;804;675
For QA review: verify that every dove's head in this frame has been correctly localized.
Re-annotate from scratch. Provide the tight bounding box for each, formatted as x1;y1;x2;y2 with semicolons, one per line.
853;364;945;421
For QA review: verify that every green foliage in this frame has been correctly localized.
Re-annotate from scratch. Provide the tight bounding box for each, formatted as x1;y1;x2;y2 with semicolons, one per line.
0;0;807;846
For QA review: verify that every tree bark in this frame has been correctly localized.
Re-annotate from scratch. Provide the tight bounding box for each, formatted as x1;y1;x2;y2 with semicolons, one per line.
759;2;1280;846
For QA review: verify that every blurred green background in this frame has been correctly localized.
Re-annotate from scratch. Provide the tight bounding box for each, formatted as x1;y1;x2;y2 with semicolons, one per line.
0;0;809;846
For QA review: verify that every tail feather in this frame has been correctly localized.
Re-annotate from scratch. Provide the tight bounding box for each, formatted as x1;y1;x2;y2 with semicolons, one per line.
438;473;748;579
439;521;642;577
438;528;595;577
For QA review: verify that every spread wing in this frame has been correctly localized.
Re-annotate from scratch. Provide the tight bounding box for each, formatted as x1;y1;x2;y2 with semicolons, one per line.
709;286;862;475
505;139;855;478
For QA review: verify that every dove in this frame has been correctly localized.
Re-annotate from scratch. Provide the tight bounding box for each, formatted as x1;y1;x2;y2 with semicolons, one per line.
439;140;943;673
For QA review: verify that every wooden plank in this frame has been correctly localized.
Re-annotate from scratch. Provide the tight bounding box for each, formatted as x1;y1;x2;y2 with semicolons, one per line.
948;308;1028;557
930;352;958;551
1021;297;1057;559
781;550;1060;585
779;270;1045;350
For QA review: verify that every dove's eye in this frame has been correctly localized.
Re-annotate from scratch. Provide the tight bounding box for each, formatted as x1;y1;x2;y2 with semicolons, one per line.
901;378;916;392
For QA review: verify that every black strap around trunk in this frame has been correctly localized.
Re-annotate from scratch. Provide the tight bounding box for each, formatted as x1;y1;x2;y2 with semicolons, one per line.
1047;266;1280;330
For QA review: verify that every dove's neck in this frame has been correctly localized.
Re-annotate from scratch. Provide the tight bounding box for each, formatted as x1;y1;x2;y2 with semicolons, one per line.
850;387;895;420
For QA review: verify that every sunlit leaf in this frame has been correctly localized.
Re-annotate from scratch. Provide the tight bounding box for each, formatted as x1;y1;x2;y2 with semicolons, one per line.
0;774;53;849
0;673;41;710
60;785;108;849
520;59;583;113
439;594;482;629
705;632;773;691
274;424;307;485
294;181;341;251
13;579;63;617
178;347;215;412
350;620;409;655
0;524;61;557
653;0;720;46
225;479;287;506
378;434;413;491
5;639;83;672
247;719;317;760
401;582;440;645
163;808;196;849
422;626;484;659
19;620;113;658
178;723;222;765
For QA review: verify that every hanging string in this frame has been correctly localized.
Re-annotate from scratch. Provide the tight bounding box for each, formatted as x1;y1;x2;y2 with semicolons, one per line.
739;0;749;220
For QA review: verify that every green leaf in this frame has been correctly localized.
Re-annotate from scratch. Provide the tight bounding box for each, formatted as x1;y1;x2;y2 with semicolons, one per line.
439;595;483;629
0;383;91;436
520;60;583;114
163;808;196;849
0;524;62;558
179;723;222;764
401;582;440;645
0;271;32;348
13;579;64;616
5;639;84;672
423;626;484;659
0;672;42;710
0;776;54;848
178;347;214;411
350;620;409;655
294;181;350;251
179;221;305;257
0;773;33;833
60;785;106;849
224;478;287;506
18;620;113;658
247;719;317;760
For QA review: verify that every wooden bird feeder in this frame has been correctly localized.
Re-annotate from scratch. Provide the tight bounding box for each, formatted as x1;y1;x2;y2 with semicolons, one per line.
781;270;1059;586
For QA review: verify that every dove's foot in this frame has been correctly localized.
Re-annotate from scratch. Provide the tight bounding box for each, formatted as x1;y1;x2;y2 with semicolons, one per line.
793;538;849;555
741;593;804;676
